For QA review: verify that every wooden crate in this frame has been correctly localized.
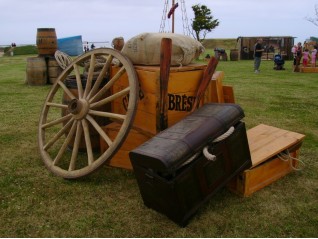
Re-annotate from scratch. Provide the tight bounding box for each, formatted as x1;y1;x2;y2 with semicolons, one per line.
107;66;234;170
227;124;305;197
203;71;235;104
101;122;153;170
111;64;207;135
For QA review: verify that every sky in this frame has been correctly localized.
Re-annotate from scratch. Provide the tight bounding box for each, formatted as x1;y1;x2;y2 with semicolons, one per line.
0;0;317;46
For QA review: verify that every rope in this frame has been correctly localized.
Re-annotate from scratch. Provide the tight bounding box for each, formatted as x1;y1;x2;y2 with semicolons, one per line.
203;126;235;161
181;126;235;167
181;152;200;167
212;126;235;143
54;50;73;70
203;146;216;161
277;150;305;171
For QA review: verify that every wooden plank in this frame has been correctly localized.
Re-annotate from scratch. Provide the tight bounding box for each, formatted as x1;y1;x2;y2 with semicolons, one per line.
158;38;172;131
101;122;153;170
247;124;305;168
192;57;219;111
222;85;235;103
134;63;206;73
212;71;225;103
241;153;297;196
203;71;225;104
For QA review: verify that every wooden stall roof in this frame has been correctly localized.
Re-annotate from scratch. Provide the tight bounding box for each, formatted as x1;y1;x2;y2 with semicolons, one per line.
237;36;296;39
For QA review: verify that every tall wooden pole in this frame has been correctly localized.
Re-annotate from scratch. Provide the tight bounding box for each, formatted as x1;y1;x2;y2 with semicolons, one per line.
172;0;175;33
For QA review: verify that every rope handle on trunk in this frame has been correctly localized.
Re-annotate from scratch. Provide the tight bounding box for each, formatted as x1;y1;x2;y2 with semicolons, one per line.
203;126;235;161
181;126;235;167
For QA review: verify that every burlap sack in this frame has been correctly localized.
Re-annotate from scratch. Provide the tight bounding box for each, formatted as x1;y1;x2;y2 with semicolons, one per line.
121;32;205;66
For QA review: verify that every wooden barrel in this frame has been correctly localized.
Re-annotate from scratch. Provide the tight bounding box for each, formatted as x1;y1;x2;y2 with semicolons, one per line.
36;28;57;56
47;57;63;84
230;49;239;61
61;75;111;151
26;57;47;86
112;37;125;51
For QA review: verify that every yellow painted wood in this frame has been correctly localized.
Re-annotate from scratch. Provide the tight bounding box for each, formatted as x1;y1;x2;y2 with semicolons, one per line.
247;124;305;168
203;71;225;104
222;85;235;103
101;122;153;170
112;64;207;135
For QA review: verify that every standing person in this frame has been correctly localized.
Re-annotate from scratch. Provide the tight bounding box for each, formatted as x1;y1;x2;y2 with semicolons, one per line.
311;45;317;67
302;48;310;67
293;42;302;72
254;38;264;73
292;45;297;71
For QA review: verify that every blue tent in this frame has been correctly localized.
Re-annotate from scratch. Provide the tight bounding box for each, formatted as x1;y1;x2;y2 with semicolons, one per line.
57;35;83;56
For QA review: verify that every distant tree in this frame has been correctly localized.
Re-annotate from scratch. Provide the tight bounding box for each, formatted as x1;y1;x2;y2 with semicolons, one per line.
306;4;318;26
191;4;220;42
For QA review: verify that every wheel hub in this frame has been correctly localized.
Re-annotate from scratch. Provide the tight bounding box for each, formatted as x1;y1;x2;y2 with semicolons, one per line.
68;98;89;120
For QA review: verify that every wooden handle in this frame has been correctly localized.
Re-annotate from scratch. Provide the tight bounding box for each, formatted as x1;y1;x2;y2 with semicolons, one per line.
158;38;172;131
191;56;219;112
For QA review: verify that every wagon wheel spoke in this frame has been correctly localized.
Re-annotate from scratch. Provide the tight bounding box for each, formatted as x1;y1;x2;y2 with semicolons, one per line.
86;115;113;147
41;114;72;129
87;55;114;100
91;87;130;109
83;54;96;99
57;81;77;100
46;102;68;109
53;120;77;166
38;48;139;179
43;118;75;150
82;118;94;165
88;110;126;121
74;64;84;99
69;121;83;171
89;66;126;104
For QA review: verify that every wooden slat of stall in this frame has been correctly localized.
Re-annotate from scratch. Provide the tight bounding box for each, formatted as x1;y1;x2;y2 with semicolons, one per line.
300;67;318;73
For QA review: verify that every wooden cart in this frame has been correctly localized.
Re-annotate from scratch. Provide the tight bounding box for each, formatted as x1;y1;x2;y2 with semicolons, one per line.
38;43;226;179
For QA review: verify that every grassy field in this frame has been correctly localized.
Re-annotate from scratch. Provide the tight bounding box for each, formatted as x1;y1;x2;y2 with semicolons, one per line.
0;54;317;237
1;45;38;56
202;38;237;50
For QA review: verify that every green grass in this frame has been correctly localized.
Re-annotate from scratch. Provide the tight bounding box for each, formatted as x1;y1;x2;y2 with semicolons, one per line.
202;38;238;50
0;54;317;237
3;45;38;56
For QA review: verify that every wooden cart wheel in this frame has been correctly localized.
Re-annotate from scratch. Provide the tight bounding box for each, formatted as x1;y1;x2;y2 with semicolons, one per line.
38;48;139;179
